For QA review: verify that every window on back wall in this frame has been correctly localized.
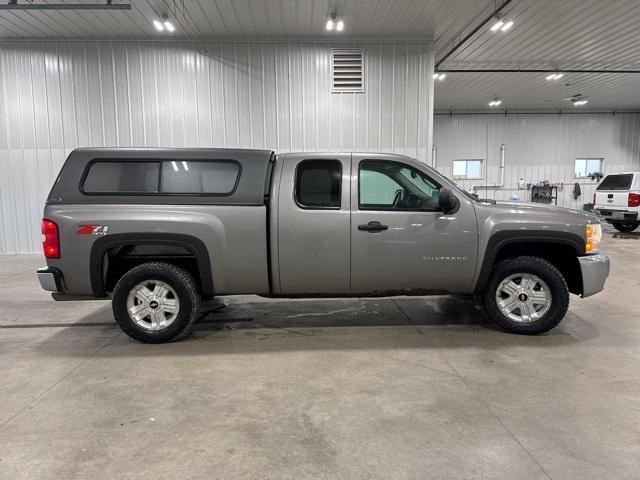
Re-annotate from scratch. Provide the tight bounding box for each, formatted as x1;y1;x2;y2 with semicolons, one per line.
452;159;483;180
331;48;364;93
574;158;604;178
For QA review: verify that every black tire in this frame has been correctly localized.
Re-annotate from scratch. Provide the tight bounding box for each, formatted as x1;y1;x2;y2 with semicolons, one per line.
112;262;201;343
482;256;569;335
611;222;639;233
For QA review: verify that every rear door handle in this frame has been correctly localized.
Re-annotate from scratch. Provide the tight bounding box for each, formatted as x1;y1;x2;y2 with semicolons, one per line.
358;221;388;232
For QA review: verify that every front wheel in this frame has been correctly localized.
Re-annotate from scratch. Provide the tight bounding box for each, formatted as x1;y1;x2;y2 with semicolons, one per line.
482;256;569;335
112;262;201;343
611;222;639;233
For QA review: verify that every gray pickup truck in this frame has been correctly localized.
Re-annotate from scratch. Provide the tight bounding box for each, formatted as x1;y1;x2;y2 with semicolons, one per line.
37;148;610;343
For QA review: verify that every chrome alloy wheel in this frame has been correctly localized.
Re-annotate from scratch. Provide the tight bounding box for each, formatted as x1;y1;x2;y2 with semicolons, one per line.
126;280;180;331
495;273;551;323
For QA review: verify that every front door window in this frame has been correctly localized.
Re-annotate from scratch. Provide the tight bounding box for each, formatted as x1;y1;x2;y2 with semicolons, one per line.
359;160;441;211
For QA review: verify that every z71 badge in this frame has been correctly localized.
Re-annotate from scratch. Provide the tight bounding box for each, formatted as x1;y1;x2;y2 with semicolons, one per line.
76;225;109;236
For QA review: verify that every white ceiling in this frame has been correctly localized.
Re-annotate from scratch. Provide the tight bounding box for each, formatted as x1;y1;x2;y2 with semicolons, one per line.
434;0;640;111
0;0;485;39
1;0;639;110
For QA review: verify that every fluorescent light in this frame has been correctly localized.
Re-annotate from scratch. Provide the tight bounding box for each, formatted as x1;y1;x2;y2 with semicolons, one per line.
546;73;564;80
573;99;588;106
182;161;189;171
490;20;504;32
326;19;334;30
432;73;446;81
554;73;564;79
153;20;164;31
500;20;514;31
164;20;175;32
171;161;179;171
336;20;344;31
489;99;502;107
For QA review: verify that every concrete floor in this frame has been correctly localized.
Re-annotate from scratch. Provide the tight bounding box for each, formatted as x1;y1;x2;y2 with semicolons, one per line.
0;225;639;480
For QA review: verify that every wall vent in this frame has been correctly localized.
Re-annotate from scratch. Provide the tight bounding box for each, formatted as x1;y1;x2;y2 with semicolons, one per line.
331;48;364;93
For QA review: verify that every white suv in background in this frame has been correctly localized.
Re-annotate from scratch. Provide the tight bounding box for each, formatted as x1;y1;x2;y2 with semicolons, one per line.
594;172;640;232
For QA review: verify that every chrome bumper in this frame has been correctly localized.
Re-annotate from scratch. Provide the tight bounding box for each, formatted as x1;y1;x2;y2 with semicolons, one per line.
596;209;638;222
579;254;610;298
37;267;65;293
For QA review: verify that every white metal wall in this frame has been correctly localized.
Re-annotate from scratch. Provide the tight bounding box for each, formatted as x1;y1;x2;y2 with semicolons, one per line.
434;113;640;207
0;40;434;254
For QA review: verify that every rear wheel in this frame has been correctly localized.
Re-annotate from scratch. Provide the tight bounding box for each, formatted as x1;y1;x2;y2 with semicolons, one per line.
482;256;569;335
611;222;639;232
112;262;201;343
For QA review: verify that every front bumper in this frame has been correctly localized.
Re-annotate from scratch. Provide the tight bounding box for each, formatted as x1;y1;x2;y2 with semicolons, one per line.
37;267;65;293
578;254;610;298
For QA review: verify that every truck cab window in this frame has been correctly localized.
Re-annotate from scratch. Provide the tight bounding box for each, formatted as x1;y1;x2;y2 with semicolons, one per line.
295;159;342;209
359;160;440;211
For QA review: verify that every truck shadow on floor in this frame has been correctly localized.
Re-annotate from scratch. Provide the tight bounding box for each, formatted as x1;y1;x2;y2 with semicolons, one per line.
196;296;489;331
30;296;597;356
192;296;595;342
611;232;640;240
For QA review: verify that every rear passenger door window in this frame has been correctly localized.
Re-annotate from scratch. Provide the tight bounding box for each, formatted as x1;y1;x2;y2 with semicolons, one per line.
160;161;240;195
83;161;160;193
295;159;342;209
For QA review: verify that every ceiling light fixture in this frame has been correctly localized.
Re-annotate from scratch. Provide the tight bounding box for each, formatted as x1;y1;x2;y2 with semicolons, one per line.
546;73;564;80
573;99;588;106
500;20;514;31
153;13;174;33
433;73;446;81
490;20;504;32
490;13;513;33
326;13;344;32
489;99;502;107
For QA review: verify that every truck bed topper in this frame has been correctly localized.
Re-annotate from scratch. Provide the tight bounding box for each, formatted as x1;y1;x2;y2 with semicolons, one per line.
47;148;275;206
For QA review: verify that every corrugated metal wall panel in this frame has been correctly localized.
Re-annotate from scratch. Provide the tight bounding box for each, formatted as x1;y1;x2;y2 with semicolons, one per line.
0;40;434;254
434;113;640;207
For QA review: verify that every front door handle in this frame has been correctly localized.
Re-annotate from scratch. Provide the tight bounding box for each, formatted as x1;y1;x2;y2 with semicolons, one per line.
358;221;388;233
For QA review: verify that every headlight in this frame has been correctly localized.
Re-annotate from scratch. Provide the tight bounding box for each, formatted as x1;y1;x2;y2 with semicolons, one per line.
586;223;602;254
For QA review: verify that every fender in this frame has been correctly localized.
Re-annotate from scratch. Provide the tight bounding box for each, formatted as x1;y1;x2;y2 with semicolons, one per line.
473;230;586;294
89;233;214;297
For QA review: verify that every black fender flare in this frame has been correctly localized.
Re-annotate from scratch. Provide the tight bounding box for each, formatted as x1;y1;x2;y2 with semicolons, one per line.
473;230;585;294
89;233;214;297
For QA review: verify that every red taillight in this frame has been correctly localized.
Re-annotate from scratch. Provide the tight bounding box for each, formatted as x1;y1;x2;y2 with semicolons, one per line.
42;219;60;259
629;193;640;208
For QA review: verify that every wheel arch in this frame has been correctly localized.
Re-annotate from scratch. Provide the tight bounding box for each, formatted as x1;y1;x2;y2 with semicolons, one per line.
474;231;586;296
89;233;214;298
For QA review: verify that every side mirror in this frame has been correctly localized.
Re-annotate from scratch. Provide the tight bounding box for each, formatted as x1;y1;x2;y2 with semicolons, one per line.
439;188;460;214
